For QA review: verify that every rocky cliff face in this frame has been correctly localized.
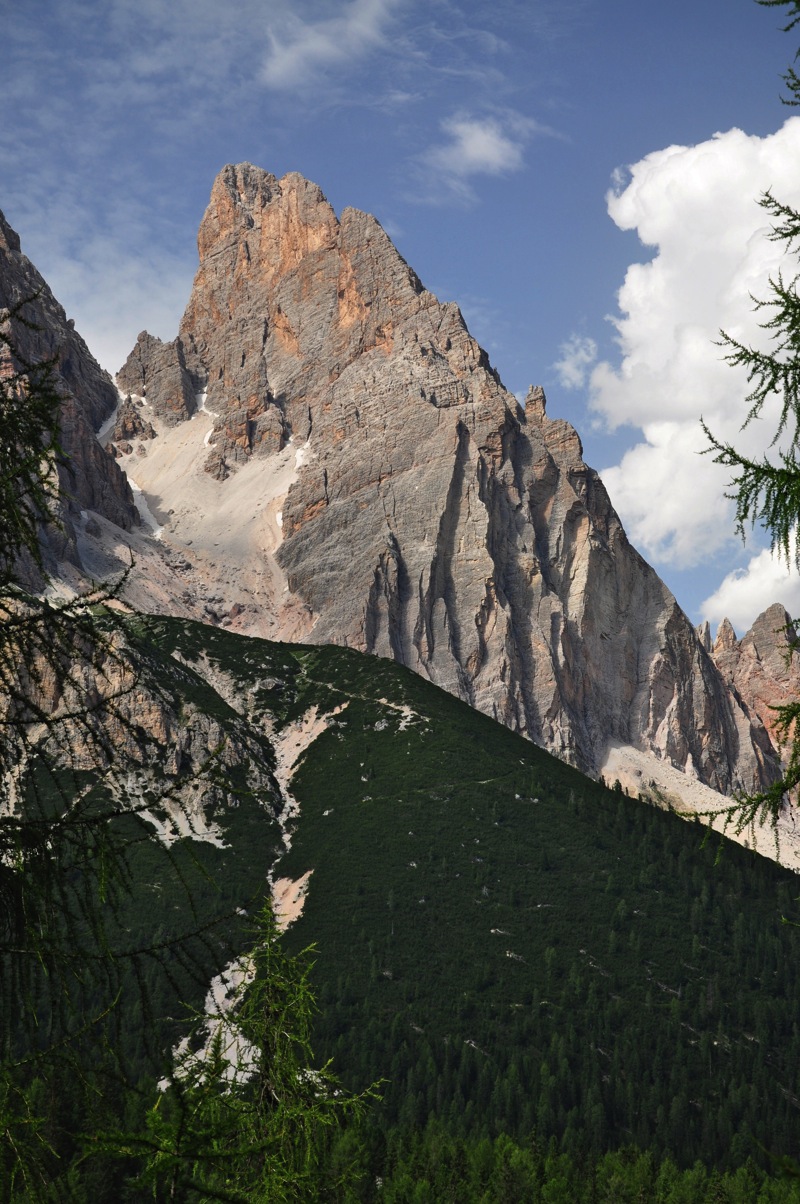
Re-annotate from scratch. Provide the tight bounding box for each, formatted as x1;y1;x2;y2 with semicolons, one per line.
1;169;789;800
114;164;782;794
0;209;138;567
0;596;280;842
116;330;197;426
706;604;800;764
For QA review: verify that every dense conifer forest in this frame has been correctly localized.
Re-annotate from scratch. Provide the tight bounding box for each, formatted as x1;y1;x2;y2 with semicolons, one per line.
5;610;800;1197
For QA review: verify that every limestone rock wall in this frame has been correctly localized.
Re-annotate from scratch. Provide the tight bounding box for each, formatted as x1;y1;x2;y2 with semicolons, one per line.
8;165;780;796
0;598;279;836
0;209;138;553
117;331;196;426
122;163;779;793
710;603;800;767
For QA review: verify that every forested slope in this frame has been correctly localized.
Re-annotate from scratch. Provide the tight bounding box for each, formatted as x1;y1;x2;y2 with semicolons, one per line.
147;618;800;1175
8;611;800;1195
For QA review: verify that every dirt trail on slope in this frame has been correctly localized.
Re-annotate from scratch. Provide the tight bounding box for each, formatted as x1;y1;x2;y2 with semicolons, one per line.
267;703;348;931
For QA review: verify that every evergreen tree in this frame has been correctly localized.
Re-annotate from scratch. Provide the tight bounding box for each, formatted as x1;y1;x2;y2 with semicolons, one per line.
0;299;370;1196
93;905;373;1202
703;0;800;826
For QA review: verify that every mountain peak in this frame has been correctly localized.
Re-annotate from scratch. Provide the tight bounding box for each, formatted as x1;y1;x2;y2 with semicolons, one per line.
99;164;783;794
1;165;786;800
0;209;21;254
714;617;738;652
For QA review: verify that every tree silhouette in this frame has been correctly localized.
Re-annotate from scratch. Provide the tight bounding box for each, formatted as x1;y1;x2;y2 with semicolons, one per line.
703;0;800;828
0;299;369;1198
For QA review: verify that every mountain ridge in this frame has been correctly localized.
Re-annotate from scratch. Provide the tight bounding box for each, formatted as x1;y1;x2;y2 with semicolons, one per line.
0;164;792;806
0;208;138;579
112;163;781;794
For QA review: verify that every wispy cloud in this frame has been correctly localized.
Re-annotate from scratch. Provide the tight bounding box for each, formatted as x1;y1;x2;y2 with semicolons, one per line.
415;110;549;202
428;114;527;175
261;0;401;91
3;179;196;375
553;334;597;389
1;0;567;381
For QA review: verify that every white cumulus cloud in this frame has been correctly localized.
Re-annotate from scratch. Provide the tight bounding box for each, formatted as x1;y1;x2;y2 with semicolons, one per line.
590;118;800;587
701;537;800;633
600;421;733;567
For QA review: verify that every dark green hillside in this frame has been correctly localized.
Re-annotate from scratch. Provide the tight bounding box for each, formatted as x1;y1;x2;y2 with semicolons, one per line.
3;614;287;1194
10;610;799;1192
140;617;800;1175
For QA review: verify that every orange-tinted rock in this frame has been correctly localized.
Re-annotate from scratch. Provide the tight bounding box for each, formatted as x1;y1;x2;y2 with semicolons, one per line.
711;603;800;763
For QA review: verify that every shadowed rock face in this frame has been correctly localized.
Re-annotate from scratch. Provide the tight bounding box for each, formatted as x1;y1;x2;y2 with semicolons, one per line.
111;163;779;793
117;331;196;426
0;209;138;557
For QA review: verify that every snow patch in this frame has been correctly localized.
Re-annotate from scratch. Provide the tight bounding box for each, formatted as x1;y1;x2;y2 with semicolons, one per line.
195;390;219;448
195;389;218;419
96;394;123;442
127;477;163;539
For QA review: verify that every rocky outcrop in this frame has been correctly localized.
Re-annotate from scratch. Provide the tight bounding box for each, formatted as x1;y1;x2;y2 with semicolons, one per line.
0;208;138;559
111;396;157;443
3;167;785;799
117;331;196;426
710;604;800;763
117;164;781;794
0;597;280;839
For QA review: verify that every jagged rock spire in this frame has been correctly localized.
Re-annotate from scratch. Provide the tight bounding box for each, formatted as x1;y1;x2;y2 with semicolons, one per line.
105;164;776;792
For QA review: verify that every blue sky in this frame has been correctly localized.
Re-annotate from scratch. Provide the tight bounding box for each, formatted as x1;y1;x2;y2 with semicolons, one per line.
4;0;800;631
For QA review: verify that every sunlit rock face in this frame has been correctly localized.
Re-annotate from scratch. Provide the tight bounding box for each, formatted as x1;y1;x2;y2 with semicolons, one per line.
109;163;775;793
710;603;800;766
2;166;783;794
